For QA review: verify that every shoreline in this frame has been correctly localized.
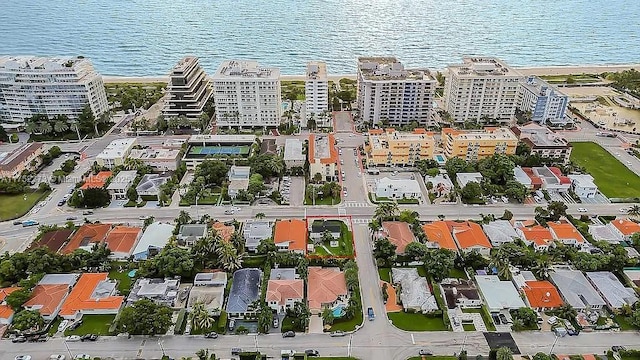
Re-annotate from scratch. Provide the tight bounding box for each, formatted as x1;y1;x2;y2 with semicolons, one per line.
102;63;640;84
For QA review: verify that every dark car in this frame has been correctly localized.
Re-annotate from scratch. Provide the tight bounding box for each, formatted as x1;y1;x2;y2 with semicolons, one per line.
13;220;22;225
81;334;98;341
68;320;83;330
204;332;218;339
612;346;627;352
282;331;295;338
231;348;242;355
305;350;319;357
66;216;78;221
57;200;66;206
11;336;26;343
499;314;509;324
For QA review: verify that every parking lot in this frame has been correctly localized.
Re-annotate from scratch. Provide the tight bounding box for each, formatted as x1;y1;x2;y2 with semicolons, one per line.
281;176;304;206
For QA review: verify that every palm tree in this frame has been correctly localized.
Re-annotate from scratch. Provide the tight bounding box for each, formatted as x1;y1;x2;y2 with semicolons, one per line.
38;121;53;135
25;121;38;134
321;306;335;325
53;119;69;134
176;210;192;225
374;202;399;221
216;240;243;272
368;219;381;237
230;231;245;252
532;257;551;279
490;249;510;279
628;205;640;217
255;212;266;219
190;301;214;330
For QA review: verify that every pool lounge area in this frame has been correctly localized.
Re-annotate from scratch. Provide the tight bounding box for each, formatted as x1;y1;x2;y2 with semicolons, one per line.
434;153;447;166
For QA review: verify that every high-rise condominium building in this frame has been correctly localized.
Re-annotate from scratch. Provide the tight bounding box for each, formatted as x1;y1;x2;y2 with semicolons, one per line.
305;61;329;119
518;76;570;127
444;57;523;124
357;57;436;127
212;60;282;128
441;127;518;161
163;57;213;120
0;56;108;128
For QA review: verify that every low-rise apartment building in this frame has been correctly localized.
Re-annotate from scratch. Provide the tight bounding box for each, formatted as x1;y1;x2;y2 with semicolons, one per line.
518;76;570;127
96;138;137;169
441;127;518;161
128;148;181;171
106;170;137;200
0;142;44;178
567;174;598;198
366;128;435;167
308;133;337;182
284;138;305;168
512;123;572;164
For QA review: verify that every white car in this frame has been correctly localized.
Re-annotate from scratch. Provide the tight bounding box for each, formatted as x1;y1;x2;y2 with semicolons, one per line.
577;208;588;213
15;356;31;360
58;319;69;332
49;356;66;360
619;208;629;213
65;335;81;342
73;355;91;360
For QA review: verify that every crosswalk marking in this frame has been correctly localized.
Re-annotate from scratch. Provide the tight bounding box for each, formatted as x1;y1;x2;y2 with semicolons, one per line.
352;218;372;224
343;202;369;207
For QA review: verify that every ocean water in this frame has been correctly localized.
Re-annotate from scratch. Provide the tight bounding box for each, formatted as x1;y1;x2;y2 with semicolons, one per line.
1;0;639;76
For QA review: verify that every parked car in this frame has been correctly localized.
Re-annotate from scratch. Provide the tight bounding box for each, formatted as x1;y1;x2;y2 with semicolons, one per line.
204;332;218;339
612;346;627;352
228;319;235;331
305;350;319;357
499;313;509;324
73;355;91;360
57;199;66;206
65;335;81;342
68;320;83;330
273;318;279;328
330;330;346;337
224;209;234;215
547;316;558;325
419;349;433;356
12;336;26;343
577;208;588;213
66;216;78;221
282;330;295;338
231;348;242;355
49;355;66;360
14;356;31;360
280;350;295;357
80;334;97;341
82;210;93;215
58;320;69;332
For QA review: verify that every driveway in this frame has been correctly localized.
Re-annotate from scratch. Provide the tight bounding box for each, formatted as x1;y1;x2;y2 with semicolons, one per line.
308;313;324;334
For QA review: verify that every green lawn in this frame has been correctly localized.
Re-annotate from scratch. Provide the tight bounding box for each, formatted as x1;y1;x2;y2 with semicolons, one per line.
614;314;639;330
462;323;476;331
309;222;354;257
388;312;447;331
462;307;496;331
64;314;116;336
378;268;391;283
329;310;363;332
449;268;468;279
305;194;341;205
108;269;134;295
0;190;49;221
570;142;640;199
539;74;600;83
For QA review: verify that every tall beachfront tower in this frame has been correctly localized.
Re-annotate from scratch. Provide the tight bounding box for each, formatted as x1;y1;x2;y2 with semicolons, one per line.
163;56;213;120
444;56;523;124
305;61;329;122
212;60;282;129
356;57;436;128
0;56;108;129
518;76;570;127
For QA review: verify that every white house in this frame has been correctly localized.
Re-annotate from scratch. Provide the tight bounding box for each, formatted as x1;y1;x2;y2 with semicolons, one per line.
567;174;598;199
456;172;483;188
607;219;640;241
243;220;273;252
106;170;137;200
96;138;137;169
374;177;421;200
132;222;174;260
284;139;305;168
424;173;454;197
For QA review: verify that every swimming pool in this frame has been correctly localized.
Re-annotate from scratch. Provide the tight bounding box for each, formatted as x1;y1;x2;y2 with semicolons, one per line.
435;154;446;162
332;304;345;318
282;102;290;111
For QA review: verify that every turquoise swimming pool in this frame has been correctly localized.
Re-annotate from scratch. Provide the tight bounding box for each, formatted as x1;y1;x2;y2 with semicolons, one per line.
332;304;345;318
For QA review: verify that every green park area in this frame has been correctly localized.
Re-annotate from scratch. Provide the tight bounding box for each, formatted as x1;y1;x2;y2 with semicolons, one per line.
570;142;640;199
387;312;447;331
0;190;49;221
539;74;601;84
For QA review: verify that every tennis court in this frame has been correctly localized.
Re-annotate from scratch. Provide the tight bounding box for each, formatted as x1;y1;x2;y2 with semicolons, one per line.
188;145;250;156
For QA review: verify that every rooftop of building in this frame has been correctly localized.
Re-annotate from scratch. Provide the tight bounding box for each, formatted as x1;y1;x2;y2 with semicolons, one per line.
129;148;181;160
482;220;519;244
59;273;123;317
188;134;256;144
375;177;422;194
548;220;585;243
447;221;492;249
441;127;518;141
273;219;307;252
381;221;415;254
80;171;112;190
38;274;80;286
521;76;567;97
284;138;305;161
306;61;327;80
97;138;137;160
0;56;95;72
308;267;348;311
475;275;526;309
28;229;73;253
368;129;434;149
0;287;20;320
550;269;606;308
105;226;141;254
214;60;280;80
266;279;304;305
61;223;112;254
567;174;596;188
132;222;174;257
212;221;235;242
421;221;458;251
0;143;43;170
106;170;138;190
23;284;70;316
136;173;171;194
523;280;564;308
170;56;200;73
609;218;640;236
516;224;554;246
585;271;638;308
358;57;434;81
513;123;571;147
226;268;262;313
448;57;521;77
308;133;338;164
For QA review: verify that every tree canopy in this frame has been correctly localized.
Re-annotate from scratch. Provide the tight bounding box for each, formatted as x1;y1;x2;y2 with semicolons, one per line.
115;299;173;335
194;160;229;186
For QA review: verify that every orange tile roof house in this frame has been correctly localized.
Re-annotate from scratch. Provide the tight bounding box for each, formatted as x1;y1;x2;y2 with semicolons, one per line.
266;279;304;313
381;221;415;254
273;219;307;254
447;221;492;256
80;171;113;190
608;218;640;241
307;267;348;313
523;280;564;311
104;226;142;258
422;222;458;251
212;221;235;242
59;273;124;320
60;223;112;254
515;224;554;251
548;220;586;247
23;274;80;321
0;287;20;324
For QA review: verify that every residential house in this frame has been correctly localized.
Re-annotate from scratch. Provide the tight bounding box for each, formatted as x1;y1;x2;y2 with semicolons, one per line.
227;165;250;198
106;170;137;200
96;138;137;169
309;219;342;242
421;222;458;251
588;224;622;243
0;287;20;324
522;280;564;311
194;272;228;287
531;166;571;191
128;148;181;171
284;139;305;168
440;278;482;309
23;273;80;321
127;278;180;307
226;268;262;318
104;226;142;259
60;223;112;254
266;279;304;313
512;123;572;164
58;273;124;320
548;220;587;248
456;172;483;188
391;268;438;313
482;220;519;246
374;177;421;200
177;224;207;247
80;171;112;191
607;219;640;241
260;139;278;155
270;268;297;280
0;142;44;179
273;219;307;253
515;224;554;251
549;269;606;310
585;272;639;311
511;269;538;290
424;173;454;197
307;267;348;313
475;275;526;312
567;174;598;199
135;173;171;200
189;272;228;315
132;222;174;260
308;133;338;182
27;229;73;252
243;220;273;252
447;221;492;256
381;221;415;254
623;269;640;289
513;166;533;190
212;221;235;242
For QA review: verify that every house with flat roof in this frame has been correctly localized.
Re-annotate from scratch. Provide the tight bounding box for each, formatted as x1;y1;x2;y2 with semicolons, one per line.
381;221;415;254
0;287;21;324
128;147;181;171
308;134;338;182
266;279;304;313
567;174;598;199
228;165;250;198
588;224;622;243
531;166;571;191
374;177;421;201
511;269;538;290
226;268;262;318
548;220;586;248
607;219;640;241
189;272;228;315
132;222;174;260
475;275;525;312
515;224;554;251
513;166;533;189
309;219;342;242
392;268;438;313
96;138;137;169
177;224;207;247
106;170;137;200
585;272;638;311
422;222;458;251
23;273;80;321
424;173;454;197
447;221;492;256
80;171;112;190
482;220;519;246
307;267;348;313
284;138;305;168
623;269;640;289
273;219;307;253
104;226;142;259
135;173;171;199
549;269;605;310
60;223;112;254
58;273;123;320
456;172;483;188
243;220;273;252
440;279;481;309
523;280;564;311
127;278;180;307
512;123;572;165
0;142;44;179
194;272;228;287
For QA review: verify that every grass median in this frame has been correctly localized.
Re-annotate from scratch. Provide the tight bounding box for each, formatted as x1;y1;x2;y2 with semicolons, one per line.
0;190;49;221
